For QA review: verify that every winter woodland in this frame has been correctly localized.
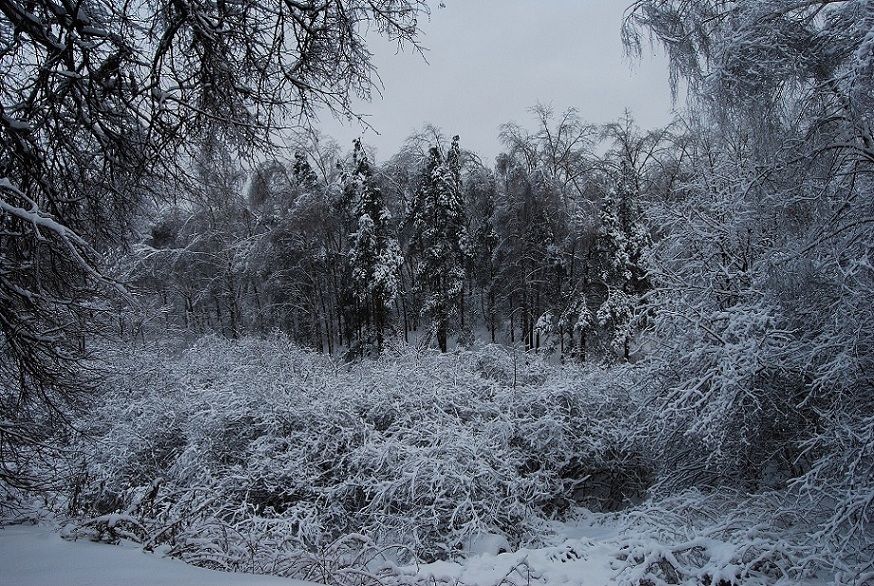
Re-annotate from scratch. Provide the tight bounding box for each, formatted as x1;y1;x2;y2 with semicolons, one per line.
1;1;872;584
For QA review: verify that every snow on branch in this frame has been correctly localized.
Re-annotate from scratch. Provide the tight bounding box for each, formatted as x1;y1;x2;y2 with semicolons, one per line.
0;177;112;287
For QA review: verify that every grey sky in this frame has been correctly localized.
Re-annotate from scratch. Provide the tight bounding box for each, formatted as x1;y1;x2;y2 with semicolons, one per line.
318;1;678;163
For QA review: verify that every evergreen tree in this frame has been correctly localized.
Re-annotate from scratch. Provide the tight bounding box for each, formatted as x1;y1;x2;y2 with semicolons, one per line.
411;136;471;352
292;152;320;190
596;159;651;360
346;141;403;351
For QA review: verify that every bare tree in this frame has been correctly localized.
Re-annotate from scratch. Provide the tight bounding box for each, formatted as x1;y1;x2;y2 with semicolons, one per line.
623;2;874;574
0;0;429;488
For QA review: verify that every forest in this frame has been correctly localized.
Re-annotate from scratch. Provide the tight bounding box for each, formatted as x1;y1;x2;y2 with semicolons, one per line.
1;1;872;585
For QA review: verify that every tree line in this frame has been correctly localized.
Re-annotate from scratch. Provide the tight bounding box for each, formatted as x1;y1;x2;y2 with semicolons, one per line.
124;110;656;361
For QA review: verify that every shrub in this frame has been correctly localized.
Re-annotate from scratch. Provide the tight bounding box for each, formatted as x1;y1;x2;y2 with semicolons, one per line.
68;335;647;575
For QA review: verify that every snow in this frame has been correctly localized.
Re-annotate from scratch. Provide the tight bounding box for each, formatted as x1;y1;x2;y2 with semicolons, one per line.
0;178;86;246
0;516;625;586
0;524;315;586
411;540;617;586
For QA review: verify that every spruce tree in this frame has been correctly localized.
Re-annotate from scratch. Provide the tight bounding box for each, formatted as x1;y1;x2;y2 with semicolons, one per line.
411;136;471;352
346;141;403;351
596;159;651;360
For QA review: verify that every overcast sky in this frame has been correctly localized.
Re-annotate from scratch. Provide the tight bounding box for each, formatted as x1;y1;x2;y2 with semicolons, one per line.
317;1;678;163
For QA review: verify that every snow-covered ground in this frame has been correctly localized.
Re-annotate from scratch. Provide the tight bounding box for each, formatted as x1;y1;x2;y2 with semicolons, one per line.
0;524;314;586
409;517;618;585
0;516;621;586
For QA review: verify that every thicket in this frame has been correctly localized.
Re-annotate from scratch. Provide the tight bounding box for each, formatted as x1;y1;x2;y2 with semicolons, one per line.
2;333;865;585
54;336;645;574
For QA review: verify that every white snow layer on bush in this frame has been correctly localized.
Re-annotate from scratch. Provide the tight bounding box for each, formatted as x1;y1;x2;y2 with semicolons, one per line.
18;335;868;585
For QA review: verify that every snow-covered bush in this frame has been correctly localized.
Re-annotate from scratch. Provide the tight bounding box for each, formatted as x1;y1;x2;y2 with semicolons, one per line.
613;490;820;586
67;335;647;577
791;411;874;585
612;484;871;586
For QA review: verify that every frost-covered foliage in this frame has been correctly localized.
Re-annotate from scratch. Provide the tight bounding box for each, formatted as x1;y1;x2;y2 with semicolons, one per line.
624;0;874;119
628;124;874;582
5;333;870;584
791;411;874;583
65;335;643;578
